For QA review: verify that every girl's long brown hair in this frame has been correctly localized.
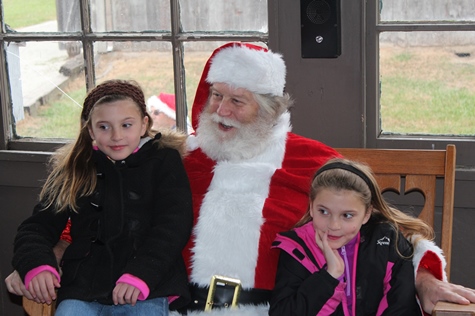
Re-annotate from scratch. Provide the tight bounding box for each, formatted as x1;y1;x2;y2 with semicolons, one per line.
296;158;434;250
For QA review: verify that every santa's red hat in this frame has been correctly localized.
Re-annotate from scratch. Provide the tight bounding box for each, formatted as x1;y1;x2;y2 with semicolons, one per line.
147;92;176;120
191;42;286;131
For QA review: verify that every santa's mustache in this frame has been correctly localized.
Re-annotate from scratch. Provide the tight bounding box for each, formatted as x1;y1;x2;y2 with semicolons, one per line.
209;113;243;129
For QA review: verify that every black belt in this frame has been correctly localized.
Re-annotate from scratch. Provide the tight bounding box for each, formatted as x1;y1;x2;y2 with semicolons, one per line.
184;282;272;311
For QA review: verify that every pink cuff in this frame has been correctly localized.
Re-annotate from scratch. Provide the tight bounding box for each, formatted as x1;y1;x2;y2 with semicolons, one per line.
168;295;179;303
24;265;61;291
116;273;150;300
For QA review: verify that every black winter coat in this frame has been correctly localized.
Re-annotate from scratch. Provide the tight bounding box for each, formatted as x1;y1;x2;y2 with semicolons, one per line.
12;136;193;310
270;220;422;316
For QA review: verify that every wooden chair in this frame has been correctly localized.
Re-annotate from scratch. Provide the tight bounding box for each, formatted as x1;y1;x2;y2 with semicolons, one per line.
335;145;475;315
336;144;456;279
433;301;475;316
22;296;54;316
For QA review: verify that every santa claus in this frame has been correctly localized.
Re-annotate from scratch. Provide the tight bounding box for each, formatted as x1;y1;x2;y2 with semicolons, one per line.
176;42;449;315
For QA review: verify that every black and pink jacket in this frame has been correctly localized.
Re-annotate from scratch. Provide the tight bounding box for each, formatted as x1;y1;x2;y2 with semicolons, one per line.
270;220;423;316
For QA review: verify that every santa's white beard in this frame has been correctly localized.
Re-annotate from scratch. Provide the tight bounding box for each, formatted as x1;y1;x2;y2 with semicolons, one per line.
196;112;275;162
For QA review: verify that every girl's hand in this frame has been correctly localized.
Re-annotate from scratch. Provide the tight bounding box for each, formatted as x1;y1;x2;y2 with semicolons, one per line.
315;230;345;279
28;271;60;305
113;282;141;306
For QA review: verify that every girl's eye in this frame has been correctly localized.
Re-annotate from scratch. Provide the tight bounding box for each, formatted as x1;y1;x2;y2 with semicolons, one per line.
123;123;132;128
99;124;110;130
343;213;354;219
319;208;328;215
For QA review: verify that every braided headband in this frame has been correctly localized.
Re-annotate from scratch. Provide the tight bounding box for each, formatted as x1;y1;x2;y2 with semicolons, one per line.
81;80;147;122
315;162;377;198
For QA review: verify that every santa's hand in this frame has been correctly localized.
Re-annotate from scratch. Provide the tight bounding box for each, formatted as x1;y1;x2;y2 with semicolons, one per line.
315;230;344;279
416;268;475;314
5;270;34;300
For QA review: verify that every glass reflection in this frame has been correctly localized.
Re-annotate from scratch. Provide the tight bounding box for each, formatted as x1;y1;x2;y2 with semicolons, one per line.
90;0;171;32
180;0;268;32
380;0;475;22
9;41;85;139
94;41;174;101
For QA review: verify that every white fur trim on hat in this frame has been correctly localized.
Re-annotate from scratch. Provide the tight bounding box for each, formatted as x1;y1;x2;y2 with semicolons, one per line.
146;95;176;120
206;45;286;97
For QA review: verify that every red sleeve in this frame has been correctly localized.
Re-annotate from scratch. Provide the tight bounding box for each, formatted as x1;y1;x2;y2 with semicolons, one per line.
59;218;72;244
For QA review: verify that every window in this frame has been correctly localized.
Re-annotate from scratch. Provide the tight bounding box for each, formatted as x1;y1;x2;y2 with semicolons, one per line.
366;0;475;166
0;0;268;151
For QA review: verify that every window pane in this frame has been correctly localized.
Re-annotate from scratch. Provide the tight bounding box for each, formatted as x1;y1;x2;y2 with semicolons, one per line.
379;31;475;136
94;41;175;100
180;0;268;32
90;0;171;32
183;41;228;109
9;41;84;139
4;0;57;31
380;0;475;22
56;0;81;32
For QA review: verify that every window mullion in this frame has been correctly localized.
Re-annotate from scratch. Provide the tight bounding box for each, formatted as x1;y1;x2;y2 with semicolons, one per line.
0;40;11;150
80;0;94;91
378;23;475;32
170;0;187;133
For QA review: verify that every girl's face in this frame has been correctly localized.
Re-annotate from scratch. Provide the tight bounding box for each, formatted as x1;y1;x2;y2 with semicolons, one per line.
88;99;148;161
310;188;371;250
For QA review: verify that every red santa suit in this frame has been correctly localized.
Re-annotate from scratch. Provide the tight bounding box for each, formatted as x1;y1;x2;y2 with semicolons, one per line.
179;42;446;315
183;112;340;289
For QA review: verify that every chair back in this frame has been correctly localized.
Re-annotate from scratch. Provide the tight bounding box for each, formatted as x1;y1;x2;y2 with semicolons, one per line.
335;144;456;279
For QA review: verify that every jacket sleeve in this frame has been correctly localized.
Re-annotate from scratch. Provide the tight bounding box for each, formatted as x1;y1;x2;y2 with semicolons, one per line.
380;233;423;315
410;235;447;281
123;148;193;290
269;251;346;316
12;202;70;281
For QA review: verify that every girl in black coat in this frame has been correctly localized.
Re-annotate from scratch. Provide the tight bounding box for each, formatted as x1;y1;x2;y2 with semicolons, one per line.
11;80;193;315
270;158;434;315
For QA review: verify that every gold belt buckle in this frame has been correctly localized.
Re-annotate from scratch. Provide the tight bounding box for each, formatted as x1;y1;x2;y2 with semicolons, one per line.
205;275;242;311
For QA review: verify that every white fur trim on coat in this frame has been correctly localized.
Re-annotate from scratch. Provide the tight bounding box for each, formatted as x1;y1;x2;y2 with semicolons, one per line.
410;235;447;282
190;113;291;288
186;134;199;151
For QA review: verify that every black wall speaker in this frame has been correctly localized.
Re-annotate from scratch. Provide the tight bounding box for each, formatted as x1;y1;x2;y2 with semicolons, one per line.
300;0;341;58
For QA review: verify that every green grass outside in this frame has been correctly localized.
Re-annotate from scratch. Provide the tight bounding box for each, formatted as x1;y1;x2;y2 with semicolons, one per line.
381;77;475;135
380;47;475;136
3;0;56;29
16;88;84;139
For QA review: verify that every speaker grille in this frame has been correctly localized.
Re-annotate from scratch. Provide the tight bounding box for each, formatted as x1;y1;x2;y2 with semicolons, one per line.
306;0;331;24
